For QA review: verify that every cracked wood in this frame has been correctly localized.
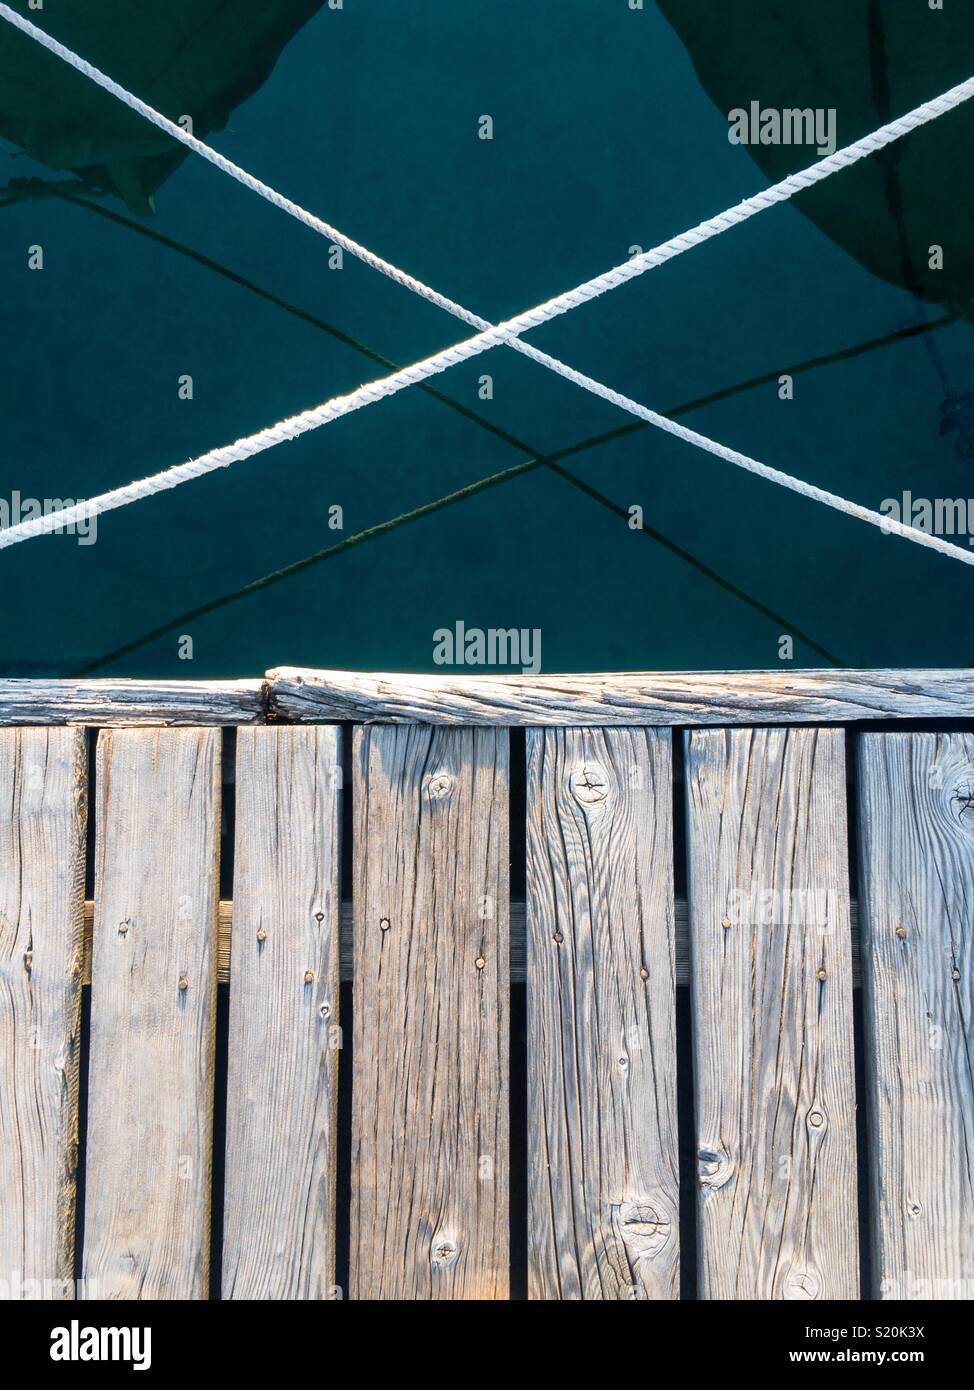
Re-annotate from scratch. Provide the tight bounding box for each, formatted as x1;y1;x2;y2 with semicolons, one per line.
685;727;858;1299
0;728;87;1297
222;726;342;1299
857;732;974;1299
267;666;974;725
527;728;679;1299
83;729;220;1300
351;726;509;1299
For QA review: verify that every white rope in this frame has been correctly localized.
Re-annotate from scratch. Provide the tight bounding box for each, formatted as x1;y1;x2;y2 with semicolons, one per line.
4;3;973;353
3;314;973;567
2;1;973;568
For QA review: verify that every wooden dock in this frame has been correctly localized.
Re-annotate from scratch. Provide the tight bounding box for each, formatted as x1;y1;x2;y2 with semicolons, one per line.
1;667;972;1300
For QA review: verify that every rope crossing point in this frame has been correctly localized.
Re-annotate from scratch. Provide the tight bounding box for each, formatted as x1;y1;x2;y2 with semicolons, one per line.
2;4;974;569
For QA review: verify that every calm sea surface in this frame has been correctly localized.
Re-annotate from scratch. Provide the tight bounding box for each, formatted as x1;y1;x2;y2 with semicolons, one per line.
2;0;972;677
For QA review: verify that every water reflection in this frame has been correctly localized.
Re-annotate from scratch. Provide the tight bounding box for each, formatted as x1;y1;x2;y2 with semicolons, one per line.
659;1;974;307
0;0;322;212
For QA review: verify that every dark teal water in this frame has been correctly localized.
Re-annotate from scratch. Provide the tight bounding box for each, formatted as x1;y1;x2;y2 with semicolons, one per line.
2;0;973;678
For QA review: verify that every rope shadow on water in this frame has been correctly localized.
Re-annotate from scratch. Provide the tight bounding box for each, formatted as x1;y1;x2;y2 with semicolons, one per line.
5;186;964;675
51;197;971;676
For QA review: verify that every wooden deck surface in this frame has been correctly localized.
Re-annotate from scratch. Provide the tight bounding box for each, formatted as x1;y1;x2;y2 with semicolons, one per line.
1;671;971;1300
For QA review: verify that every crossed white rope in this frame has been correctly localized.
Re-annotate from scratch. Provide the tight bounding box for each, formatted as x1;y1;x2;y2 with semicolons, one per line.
2;2;973;566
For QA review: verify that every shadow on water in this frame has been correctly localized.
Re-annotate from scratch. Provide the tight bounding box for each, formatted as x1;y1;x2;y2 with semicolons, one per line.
0;1;324;212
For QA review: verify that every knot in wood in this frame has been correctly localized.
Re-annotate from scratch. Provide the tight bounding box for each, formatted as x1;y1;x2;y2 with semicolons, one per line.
426;771;453;800
782;1266;821;1300
616;1200;672;1259
697;1145;734;1193
569;763;608;807
430;1234;459;1267
951;777;974;823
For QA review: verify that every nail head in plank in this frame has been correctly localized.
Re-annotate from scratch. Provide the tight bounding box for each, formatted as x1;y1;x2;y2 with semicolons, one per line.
352;725;509;1299
83;728;221;1300
857;731;974;1299
0;728;87;1296
80;897;864;987
527;728;680;1299
222;726;342;1299
685;727;858;1300
267;666;974;726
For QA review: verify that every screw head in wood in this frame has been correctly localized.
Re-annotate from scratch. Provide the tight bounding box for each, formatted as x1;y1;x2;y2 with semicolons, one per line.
118;919;130;935
475;956;486;970
808;1110;824;1128
379;917;391;933
256;927;267;942
721;916;732;929
178;976;189;992
304;970;315;984
552;930;563;944
314;911;324;923
640;966;650;981
816;968;827;981
895;925;907;939
951;968;961;982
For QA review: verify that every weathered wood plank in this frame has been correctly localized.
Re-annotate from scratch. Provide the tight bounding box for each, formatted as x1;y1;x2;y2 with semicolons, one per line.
80;898;867;987
0;679;265;726
685;728;858;1299
857;732;974;1300
222;727;342;1299
0;729;87;1299
527;728;679;1300
83;729;220;1300
267;666;974;726
352;726;509;1299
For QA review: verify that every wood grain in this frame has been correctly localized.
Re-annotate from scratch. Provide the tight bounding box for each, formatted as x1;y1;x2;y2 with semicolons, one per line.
685;728;858;1300
222;727;342;1299
268;665;974;726
0;729;87;1298
857;732;974;1300
352;725;509;1299
527;728;679;1300
0;679;265;726
83;729;220;1300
